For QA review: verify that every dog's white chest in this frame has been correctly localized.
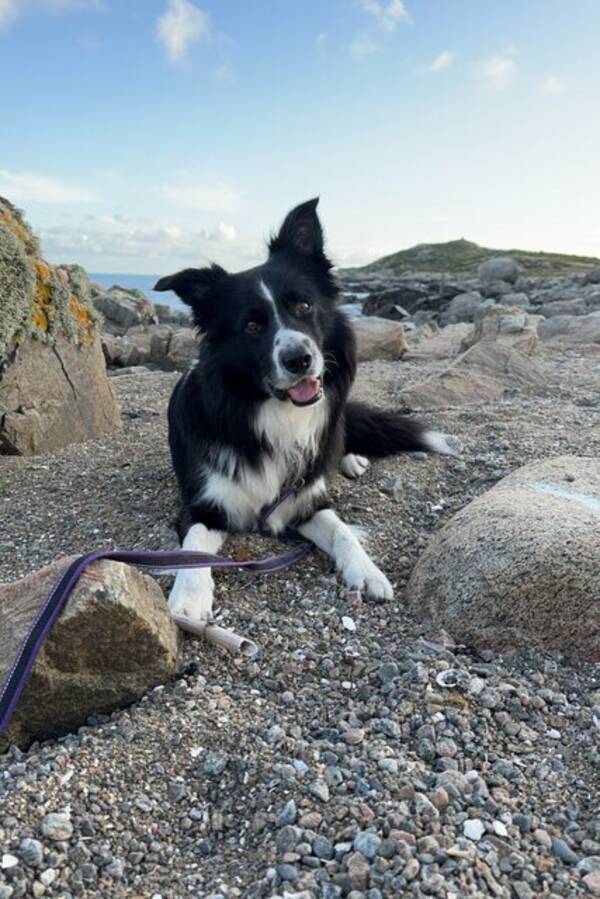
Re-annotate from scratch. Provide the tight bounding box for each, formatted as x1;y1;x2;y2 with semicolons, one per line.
201;397;329;533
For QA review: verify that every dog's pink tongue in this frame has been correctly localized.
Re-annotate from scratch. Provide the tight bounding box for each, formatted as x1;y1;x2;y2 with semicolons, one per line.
287;377;321;404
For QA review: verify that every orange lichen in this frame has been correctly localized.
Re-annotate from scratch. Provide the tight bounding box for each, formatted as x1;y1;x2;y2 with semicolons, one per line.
34;260;53;305
68;295;96;343
31;307;49;332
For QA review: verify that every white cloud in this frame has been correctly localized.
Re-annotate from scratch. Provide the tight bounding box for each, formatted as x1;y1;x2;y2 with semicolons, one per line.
156;0;210;64
0;0;18;25
479;50;517;89
351;33;378;58
361;0;409;32
161;183;239;212
542;75;565;94
0;0;103;25
0;170;98;204
424;50;455;74
36;213;253;273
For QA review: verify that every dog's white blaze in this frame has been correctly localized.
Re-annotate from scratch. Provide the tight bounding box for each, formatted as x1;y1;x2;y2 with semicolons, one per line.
298;509;393;601
259;278;324;382
168;524;225;621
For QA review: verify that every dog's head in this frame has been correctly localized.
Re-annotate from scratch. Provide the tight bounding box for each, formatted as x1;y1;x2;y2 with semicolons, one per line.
154;199;338;406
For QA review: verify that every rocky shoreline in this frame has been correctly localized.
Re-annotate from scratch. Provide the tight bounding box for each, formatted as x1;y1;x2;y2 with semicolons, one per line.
1;201;599;898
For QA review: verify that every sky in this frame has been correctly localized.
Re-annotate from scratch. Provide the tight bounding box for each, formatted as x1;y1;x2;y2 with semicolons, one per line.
1;0;599;275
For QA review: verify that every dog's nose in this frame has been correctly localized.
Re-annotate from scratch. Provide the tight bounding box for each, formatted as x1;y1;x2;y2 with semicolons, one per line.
281;349;313;375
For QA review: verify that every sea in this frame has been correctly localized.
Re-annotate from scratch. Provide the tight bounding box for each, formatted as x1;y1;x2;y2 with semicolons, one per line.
90;272;184;310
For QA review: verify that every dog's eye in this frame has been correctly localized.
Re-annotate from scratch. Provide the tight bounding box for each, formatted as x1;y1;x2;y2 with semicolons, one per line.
245;319;262;332
294;301;312;316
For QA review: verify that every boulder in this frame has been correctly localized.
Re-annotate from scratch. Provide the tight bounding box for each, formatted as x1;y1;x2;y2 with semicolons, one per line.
154;302;190;327
538;312;600;347
460;307;542;356
0;197;121;456
102;325;197;371
407;457;600;660
539;298;589;318
352;317;408;361
0;557;180;750
584;267;600;285
478;257;520;285
440;291;482;326
479;279;517;299
400;340;545;410
92;285;157;335
407;322;473;359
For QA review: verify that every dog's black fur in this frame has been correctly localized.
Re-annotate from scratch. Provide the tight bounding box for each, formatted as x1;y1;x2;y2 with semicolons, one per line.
155;198;431;539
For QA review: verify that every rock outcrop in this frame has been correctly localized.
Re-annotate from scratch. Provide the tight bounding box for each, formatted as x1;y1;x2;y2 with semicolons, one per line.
0;198;121;455
407;457;600;660
0;557;180;750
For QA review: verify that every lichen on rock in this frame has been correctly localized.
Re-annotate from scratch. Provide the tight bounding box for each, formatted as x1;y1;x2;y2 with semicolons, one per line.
0;197;99;364
0;196;120;455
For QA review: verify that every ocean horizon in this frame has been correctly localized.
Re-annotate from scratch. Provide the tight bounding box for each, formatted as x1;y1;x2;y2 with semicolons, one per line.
90;272;184;309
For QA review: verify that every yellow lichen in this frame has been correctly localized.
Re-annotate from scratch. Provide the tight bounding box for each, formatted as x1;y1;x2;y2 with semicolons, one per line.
31;307;49;332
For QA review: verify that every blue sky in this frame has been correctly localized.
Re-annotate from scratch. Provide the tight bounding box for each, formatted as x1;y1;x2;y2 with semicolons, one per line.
1;0;599;274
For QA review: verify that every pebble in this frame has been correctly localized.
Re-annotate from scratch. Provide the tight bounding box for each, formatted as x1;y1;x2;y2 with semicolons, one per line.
342;616;356;632
309;780;330;802
552;837;580;865
353;831;381;860
463;819;485;842
276;799;297;827
40;812;73;842
19;838;44;868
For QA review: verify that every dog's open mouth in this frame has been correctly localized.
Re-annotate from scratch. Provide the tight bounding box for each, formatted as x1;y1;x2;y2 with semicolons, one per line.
273;376;322;406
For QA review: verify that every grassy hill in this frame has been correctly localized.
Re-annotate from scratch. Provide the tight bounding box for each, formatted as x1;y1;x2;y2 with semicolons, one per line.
342;238;600;278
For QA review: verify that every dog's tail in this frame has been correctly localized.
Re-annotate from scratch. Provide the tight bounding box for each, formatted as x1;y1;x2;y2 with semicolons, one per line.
344;401;460;457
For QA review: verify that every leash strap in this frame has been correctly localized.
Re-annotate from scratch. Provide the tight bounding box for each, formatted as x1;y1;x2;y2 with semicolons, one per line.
0;498;312;737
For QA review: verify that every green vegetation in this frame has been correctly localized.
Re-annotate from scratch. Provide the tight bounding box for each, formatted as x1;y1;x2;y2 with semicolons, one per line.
342;238;600;277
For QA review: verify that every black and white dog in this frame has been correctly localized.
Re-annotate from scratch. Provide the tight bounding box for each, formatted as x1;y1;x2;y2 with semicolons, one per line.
154;199;456;622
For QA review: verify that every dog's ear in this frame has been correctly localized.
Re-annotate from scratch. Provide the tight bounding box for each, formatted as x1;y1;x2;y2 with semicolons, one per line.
269;198;324;257
154;264;227;328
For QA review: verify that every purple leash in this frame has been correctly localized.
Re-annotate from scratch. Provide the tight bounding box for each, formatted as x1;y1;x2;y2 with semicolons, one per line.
0;490;312;737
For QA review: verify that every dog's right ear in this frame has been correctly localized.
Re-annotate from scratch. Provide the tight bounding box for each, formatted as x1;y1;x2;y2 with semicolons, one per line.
154;264;227;328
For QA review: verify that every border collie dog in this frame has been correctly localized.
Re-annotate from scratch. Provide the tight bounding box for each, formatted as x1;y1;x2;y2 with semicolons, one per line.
154;199;457;622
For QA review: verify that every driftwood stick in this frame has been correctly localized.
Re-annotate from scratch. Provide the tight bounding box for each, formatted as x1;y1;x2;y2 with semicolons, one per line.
172;616;259;658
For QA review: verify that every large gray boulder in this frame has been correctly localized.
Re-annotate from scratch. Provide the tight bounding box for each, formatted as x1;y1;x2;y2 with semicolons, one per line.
102;324;197;371
460;306;542;356
478;257;520;285
352;317;408;361
539;298;589;318
538;311;600;346
400;339;545;410
0;557;180;749
92;285;157;335
407;457;600;660
440;291;482;326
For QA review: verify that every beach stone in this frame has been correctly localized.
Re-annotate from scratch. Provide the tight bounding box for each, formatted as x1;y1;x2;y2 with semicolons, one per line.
0;557;180;750
478;257;520;284
400;340;545;410
460;306;542;356
41;813;73;842
440;291;482;325
352;317;408;361
92;285;157;335
407;456;600;660
539;311;600;347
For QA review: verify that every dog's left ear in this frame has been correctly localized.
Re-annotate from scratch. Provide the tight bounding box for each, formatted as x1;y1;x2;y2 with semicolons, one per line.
269;198;324;257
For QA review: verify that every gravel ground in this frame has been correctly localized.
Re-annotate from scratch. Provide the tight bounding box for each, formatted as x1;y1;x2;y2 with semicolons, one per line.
1;346;599;899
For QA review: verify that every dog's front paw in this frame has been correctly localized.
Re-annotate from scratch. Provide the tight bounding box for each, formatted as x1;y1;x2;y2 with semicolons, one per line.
342;558;394;602
341;453;370;479
168;571;214;622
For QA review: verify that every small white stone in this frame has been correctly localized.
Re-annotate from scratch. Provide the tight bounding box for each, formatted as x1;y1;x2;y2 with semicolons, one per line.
463;819;485;841
341;616;356;632
1;854;19;869
493;820;508;837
